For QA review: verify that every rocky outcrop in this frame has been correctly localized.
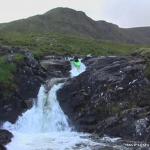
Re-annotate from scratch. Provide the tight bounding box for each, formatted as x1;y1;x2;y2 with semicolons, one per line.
0;129;13;145
57;56;150;142
40;55;71;78
0;144;6;150
0;129;13;149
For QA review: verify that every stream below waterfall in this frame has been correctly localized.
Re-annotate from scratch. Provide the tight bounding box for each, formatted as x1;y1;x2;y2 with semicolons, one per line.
3;60;126;150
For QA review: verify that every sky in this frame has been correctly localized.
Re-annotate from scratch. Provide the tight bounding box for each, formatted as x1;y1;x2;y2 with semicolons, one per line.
0;0;150;28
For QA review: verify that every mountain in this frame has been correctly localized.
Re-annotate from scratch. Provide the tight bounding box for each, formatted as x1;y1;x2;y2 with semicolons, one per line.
0;7;150;44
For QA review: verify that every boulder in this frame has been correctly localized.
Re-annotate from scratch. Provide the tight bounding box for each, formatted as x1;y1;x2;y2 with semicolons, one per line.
0;144;6;150
40;55;71;78
0;129;13;145
57;56;150;141
45;78;67;92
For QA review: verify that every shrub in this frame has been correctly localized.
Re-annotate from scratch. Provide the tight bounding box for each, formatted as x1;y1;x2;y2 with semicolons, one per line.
0;57;16;84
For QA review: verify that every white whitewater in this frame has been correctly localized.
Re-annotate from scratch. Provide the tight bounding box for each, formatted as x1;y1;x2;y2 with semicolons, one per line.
3;60;101;150
4;84;70;133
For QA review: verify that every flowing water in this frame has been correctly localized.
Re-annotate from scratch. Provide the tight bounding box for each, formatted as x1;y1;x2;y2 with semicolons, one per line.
3;60;121;150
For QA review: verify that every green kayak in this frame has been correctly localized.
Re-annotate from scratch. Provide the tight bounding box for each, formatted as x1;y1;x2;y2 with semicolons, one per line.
73;61;81;68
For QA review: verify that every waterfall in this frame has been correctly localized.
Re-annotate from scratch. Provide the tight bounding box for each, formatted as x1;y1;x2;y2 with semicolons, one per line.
3;60;101;150
3;84;70;133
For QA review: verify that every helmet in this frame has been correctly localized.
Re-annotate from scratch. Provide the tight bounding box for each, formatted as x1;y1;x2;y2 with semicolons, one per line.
74;56;79;62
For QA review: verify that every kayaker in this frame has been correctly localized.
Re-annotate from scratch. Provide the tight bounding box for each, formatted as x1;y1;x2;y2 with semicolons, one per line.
72;56;81;69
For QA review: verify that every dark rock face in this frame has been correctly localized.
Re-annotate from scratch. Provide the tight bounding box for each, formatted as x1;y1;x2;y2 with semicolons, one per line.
0;144;6;150
57;56;150;141
23;98;35;109
0;129;13;145
14;54;47;100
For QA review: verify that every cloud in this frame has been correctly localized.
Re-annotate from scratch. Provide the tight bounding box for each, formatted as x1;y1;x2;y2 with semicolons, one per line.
99;0;150;27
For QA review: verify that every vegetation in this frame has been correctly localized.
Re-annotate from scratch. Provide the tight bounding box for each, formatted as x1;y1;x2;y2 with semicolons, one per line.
0;56;16;84
0;32;146;58
0;51;26;85
134;48;150;80
14;54;25;63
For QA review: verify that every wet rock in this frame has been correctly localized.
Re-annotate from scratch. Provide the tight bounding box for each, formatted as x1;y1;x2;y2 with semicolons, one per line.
98;107;150;141
45;78;67;92
0;45;11;56
22;98;35;109
0;144;6;150
57;56;150;141
0;129;13;145
40;55;71;78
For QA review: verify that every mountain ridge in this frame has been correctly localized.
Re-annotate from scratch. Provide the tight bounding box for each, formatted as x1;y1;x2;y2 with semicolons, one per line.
0;7;150;44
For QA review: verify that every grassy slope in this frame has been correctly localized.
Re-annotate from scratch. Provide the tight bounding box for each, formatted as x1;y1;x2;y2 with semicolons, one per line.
0;32;144;57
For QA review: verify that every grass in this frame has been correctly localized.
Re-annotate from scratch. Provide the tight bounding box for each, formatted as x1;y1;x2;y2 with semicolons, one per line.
0;53;27;98
0;32;146;58
0;52;26;84
132;48;150;80
0;57;16;84
14;54;25;63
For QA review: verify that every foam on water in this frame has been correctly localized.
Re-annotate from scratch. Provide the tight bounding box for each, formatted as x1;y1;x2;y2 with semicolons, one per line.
4;84;70;133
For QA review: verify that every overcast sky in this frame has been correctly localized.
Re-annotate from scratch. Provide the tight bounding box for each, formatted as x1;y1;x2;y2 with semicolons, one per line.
0;0;150;28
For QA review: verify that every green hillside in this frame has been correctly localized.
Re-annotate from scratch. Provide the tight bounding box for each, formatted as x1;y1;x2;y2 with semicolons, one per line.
0;32;142;58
